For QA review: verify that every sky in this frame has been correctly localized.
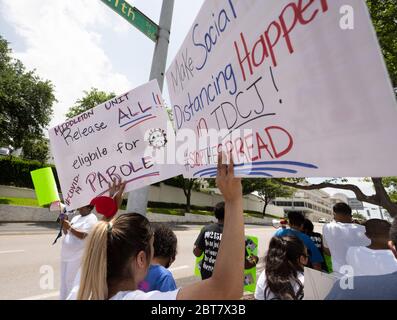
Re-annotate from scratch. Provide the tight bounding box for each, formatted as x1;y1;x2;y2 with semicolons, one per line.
0;0;387;219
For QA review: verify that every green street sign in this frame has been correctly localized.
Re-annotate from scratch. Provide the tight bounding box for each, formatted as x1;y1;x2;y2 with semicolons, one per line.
101;0;159;42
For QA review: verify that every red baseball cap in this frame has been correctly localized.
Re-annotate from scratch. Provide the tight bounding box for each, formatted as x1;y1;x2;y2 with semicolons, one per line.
90;196;118;219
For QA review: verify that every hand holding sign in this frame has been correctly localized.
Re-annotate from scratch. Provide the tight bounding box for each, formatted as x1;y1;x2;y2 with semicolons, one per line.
107;180;126;209
215;152;242;203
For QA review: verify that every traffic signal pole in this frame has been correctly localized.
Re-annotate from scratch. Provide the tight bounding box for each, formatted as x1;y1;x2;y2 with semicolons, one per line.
126;0;175;215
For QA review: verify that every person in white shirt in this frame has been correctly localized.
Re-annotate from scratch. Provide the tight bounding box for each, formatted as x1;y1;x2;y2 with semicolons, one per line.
60;204;98;299
346;219;397;276
255;235;308;300
322;202;370;275
74;153;246;300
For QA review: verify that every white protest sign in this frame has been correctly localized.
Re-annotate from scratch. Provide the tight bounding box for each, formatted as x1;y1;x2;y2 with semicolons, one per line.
49;80;181;210
304;267;339;300
166;0;397;178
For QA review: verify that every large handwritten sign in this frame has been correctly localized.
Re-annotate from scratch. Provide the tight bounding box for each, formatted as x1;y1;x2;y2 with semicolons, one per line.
166;0;397;178
49;80;180;210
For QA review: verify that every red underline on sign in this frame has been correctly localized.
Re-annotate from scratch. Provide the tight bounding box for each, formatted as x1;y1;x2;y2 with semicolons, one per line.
97;171;160;196
125;116;157;132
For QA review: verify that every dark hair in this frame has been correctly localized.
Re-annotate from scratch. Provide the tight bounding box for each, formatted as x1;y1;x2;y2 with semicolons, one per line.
214;202;225;221
364;219;391;239
390;218;397;246
303;218;314;233
333;202;352;216
287;211;305;227
264;236;305;300
78;213;153;299
152;224;177;263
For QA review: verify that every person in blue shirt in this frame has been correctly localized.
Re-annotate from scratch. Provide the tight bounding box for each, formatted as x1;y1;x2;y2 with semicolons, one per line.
139;224;178;292
274;212;323;270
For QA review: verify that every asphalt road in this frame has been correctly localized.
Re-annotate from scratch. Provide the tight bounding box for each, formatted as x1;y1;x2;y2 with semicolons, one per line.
0;222;323;300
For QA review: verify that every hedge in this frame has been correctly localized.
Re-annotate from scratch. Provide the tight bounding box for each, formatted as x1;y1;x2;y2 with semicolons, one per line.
120;199;214;213
0;156;61;189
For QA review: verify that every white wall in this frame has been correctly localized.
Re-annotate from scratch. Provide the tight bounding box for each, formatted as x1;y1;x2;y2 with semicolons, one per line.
148;183;284;216
0;205;274;225
0;184;285;217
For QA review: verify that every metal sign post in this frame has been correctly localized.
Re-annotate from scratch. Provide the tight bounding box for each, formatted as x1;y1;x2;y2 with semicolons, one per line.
101;0;175;215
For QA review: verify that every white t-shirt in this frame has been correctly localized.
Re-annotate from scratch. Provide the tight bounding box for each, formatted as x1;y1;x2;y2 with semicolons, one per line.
322;221;370;274
254;270;304;300
346;246;397;276
67;281;179;300
110;289;180;300
61;213;98;262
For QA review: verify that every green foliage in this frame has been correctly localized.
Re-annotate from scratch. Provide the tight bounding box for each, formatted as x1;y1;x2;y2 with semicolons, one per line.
21;136;49;164
0;36;56;149
66;88;115;119
383;177;397;202
0;197;39;207
367;0;397;89
353;212;367;221
242;178;293;199
0;156;60;189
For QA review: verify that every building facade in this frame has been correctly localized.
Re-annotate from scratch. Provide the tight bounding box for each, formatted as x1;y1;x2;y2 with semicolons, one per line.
272;189;334;222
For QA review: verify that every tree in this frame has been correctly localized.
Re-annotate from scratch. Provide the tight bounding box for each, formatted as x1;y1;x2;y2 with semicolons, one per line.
242;178;293;215
367;0;397;90
352;212;367;222
257;182;294;215
383;177;397;202
66;88;115;119
0;36;56;149
21;136;50;164
163;176;202;212
277;178;397;218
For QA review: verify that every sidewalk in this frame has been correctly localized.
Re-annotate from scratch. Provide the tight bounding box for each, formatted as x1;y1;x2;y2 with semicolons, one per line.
0;222;59;235
0;220;270;236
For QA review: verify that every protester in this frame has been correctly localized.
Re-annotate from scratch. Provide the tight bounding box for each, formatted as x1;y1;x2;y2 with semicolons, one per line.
139;224;178;292
193;201;225;280
345;219;397;276
322;203;370;275
193;201;259;279
326;218;397;299
274;211;323;270
255;236;308;300
303;218;329;272
65;181;125;300
60;204;98;300
75;153;245;300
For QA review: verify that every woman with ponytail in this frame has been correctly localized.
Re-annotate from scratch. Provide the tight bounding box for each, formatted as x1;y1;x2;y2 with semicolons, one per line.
75;152;245;300
254;236;309;300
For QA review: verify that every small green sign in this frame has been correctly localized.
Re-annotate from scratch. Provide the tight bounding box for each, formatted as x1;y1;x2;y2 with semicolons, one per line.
244;235;259;293
101;0;159;42
31;167;60;206
194;235;259;293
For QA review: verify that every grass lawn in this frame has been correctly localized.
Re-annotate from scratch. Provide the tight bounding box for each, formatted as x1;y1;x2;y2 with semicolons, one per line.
0;197;282;220
147;208;185;216
244;211;282;220
189;209;213;216
0;197;40;207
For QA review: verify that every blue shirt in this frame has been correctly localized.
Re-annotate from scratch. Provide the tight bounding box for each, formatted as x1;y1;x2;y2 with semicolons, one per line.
274;228;324;264
326;272;397;300
139;265;177;292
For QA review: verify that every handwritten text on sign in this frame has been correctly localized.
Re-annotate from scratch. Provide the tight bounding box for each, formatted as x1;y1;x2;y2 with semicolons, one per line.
166;0;397;178
49;80;180;210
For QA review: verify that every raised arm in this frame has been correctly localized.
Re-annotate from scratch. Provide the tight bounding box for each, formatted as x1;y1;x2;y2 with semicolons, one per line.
177;153;244;300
